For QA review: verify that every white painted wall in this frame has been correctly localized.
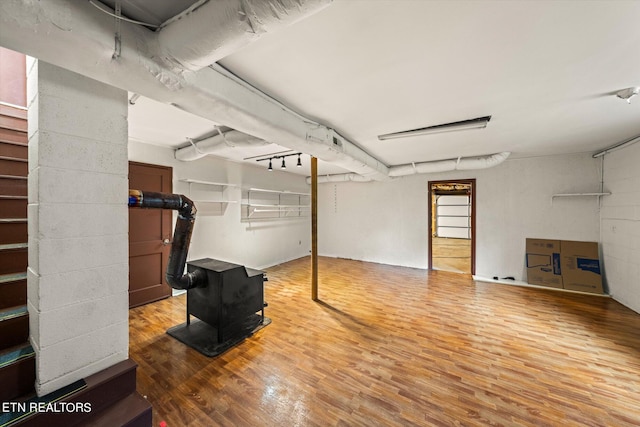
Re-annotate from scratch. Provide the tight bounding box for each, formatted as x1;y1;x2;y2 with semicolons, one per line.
128;141;311;270
318;153;602;281
27;61;129;396
600;143;640;313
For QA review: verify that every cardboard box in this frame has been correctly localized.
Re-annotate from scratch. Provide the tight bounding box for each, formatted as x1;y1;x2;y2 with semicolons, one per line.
525;239;563;289
525;238;603;294
560;240;603;294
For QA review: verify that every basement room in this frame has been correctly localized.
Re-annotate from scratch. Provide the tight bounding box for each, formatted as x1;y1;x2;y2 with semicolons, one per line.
2;0;640;426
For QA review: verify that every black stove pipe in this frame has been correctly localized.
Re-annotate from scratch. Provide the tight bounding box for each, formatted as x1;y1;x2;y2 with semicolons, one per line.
128;189;205;290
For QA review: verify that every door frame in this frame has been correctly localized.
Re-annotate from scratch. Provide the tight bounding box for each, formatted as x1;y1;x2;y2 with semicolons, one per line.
428;179;476;275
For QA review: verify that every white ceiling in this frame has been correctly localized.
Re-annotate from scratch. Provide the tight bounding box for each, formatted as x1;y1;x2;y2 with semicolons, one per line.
128;0;640;176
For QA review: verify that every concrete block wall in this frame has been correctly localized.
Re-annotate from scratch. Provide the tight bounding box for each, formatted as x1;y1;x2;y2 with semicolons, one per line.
27;60;129;396
601;143;640;314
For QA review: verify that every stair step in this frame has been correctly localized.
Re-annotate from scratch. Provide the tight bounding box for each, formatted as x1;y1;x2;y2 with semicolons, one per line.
0;272;27;284
0;126;27;145
0;274;26;310
0;306;29;349
0;305;28;323
0;196;27;200
0;343;34;369
0;221;27;245
0;218;27;223
0;115;28;133
0;198;27;220
0;175;27;198
0;378;86;427
0;246;27;276
0;102;28;120
0;140;28;160
83;393;152;427
0;157;28;176
2;359;150;427
0;156;28;163
0;343;36;402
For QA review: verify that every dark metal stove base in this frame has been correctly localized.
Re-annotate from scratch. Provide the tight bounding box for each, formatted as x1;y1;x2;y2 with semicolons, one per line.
166;315;271;357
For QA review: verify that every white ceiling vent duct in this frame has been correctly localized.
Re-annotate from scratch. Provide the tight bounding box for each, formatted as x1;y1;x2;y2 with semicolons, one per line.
175;130;269;161
158;0;333;72
389;151;510;176
308;152;510;184
0;0;394;181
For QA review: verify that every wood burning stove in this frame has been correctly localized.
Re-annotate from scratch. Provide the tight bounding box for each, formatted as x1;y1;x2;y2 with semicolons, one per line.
128;190;270;357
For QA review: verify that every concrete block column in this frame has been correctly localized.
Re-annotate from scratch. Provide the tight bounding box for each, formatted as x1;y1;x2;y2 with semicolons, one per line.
27;60;129;396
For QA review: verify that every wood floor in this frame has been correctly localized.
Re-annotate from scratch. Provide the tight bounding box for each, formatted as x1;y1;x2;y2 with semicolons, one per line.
129;256;640;426
432;237;471;274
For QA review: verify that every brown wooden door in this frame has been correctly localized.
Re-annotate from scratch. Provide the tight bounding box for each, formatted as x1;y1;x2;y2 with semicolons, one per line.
128;162;173;308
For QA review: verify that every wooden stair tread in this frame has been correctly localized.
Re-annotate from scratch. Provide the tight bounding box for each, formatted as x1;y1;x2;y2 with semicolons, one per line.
0;272;27;284
0;156;28;163
83;392;152;427
0;218;27;223
0;175;27;180
0;343;34;369
0;195;27;200
0;243;28;251
3;359;150;427
0;305;27;323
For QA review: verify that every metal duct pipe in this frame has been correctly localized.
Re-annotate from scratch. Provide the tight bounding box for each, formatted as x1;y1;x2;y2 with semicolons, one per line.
158;0;333;72
128;190;204;290
176;130;270;161
0;0;391;181
305;173;373;184
308;152;511;184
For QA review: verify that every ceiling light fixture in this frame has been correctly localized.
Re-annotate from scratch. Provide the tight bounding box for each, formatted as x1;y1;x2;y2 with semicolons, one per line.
616;87;640;104
378;116;492;140
256;153;303;171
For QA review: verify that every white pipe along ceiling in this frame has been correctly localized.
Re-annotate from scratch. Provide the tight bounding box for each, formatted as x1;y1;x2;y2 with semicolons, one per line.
306;152;511;184
175;129;269;162
0;0;507;182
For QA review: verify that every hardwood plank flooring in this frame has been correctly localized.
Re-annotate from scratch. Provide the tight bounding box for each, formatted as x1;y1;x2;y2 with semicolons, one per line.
129;256;640;426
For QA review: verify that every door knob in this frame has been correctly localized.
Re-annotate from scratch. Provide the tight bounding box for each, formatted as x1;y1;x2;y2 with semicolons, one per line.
163;238;171;245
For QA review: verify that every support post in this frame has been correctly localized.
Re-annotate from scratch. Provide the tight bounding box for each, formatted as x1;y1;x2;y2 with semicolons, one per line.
311;156;318;301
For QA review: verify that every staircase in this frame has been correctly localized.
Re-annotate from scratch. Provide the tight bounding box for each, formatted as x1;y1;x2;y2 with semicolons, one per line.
1;51;152;426
0;102;36;403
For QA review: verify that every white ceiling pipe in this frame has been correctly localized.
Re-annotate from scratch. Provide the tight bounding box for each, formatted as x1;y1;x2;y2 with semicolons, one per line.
306;173;373;184
176;130;269;161
309;152;511;183
454;151;511;170
158;0;333;72
0;0;390;181
389;152;510;176
389;159;457;177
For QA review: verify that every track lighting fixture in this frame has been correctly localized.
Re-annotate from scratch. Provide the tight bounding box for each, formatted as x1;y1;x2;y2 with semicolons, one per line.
256;153;303;171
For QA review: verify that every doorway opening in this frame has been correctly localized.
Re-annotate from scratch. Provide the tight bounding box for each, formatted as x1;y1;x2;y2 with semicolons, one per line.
428;179;475;275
